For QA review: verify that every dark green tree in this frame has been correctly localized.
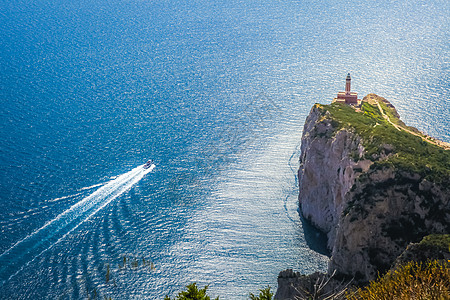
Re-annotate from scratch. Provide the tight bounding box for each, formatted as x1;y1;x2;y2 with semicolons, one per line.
249;286;273;300
164;283;219;300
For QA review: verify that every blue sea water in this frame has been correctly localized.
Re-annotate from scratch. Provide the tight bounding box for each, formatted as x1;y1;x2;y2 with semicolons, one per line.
0;0;449;298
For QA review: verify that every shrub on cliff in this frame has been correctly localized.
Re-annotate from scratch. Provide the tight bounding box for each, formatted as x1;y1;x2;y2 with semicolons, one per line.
394;234;450;267
347;260;450;299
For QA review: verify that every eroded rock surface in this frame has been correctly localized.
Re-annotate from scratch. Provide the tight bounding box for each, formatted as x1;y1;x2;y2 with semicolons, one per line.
298;98;450;282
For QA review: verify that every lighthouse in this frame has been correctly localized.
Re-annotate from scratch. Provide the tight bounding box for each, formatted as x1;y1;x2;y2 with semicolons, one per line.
345;73;351;93
333;73;360;105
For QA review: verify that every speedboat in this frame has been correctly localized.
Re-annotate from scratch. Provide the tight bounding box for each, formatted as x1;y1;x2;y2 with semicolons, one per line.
143;160;154;169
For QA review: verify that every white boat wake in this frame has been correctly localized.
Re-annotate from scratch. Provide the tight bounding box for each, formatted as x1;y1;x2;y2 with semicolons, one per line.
0;163;155;286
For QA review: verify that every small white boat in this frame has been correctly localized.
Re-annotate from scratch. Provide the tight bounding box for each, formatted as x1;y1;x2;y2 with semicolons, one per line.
143;160;154;169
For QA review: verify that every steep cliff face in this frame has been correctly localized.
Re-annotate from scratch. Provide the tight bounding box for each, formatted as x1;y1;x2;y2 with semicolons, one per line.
329;168;449;281
299;105;372;249
298;95;450;282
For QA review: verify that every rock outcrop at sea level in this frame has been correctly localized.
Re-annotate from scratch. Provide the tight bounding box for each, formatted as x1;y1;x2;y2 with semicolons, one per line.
276;94;450;299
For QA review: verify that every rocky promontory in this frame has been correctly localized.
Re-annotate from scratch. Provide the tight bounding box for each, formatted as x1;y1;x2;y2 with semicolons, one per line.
276;94;450;298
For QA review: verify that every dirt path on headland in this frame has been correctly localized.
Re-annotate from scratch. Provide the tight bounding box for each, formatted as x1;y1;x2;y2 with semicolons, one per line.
375;100;450;150
376;101;401;131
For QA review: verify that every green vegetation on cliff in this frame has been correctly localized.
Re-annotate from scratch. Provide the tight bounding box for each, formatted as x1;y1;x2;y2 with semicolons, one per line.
315;96;450;183
395;234;450;266
419;234;450;251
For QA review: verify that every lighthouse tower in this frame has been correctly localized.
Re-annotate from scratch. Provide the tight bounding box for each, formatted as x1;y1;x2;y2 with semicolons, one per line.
345;73;351;94
333;73;360;105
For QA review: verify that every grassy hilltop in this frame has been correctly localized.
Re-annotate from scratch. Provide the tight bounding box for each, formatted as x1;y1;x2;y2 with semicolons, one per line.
315;94;450;183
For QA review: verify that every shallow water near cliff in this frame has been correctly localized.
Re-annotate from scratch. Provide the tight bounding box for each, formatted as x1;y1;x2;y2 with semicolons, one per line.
0;0;449;298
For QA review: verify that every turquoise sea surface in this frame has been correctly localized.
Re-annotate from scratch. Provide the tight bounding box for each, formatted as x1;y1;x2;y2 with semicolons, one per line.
0;0;449;298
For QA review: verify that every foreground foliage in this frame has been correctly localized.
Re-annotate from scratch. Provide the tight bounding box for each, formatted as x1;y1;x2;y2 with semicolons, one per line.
249;286;273;300
164;283;219;300
164;284;274;300
158;259;450;300
347;260;450;299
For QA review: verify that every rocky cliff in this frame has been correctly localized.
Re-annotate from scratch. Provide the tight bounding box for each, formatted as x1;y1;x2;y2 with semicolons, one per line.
297;94;450;283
